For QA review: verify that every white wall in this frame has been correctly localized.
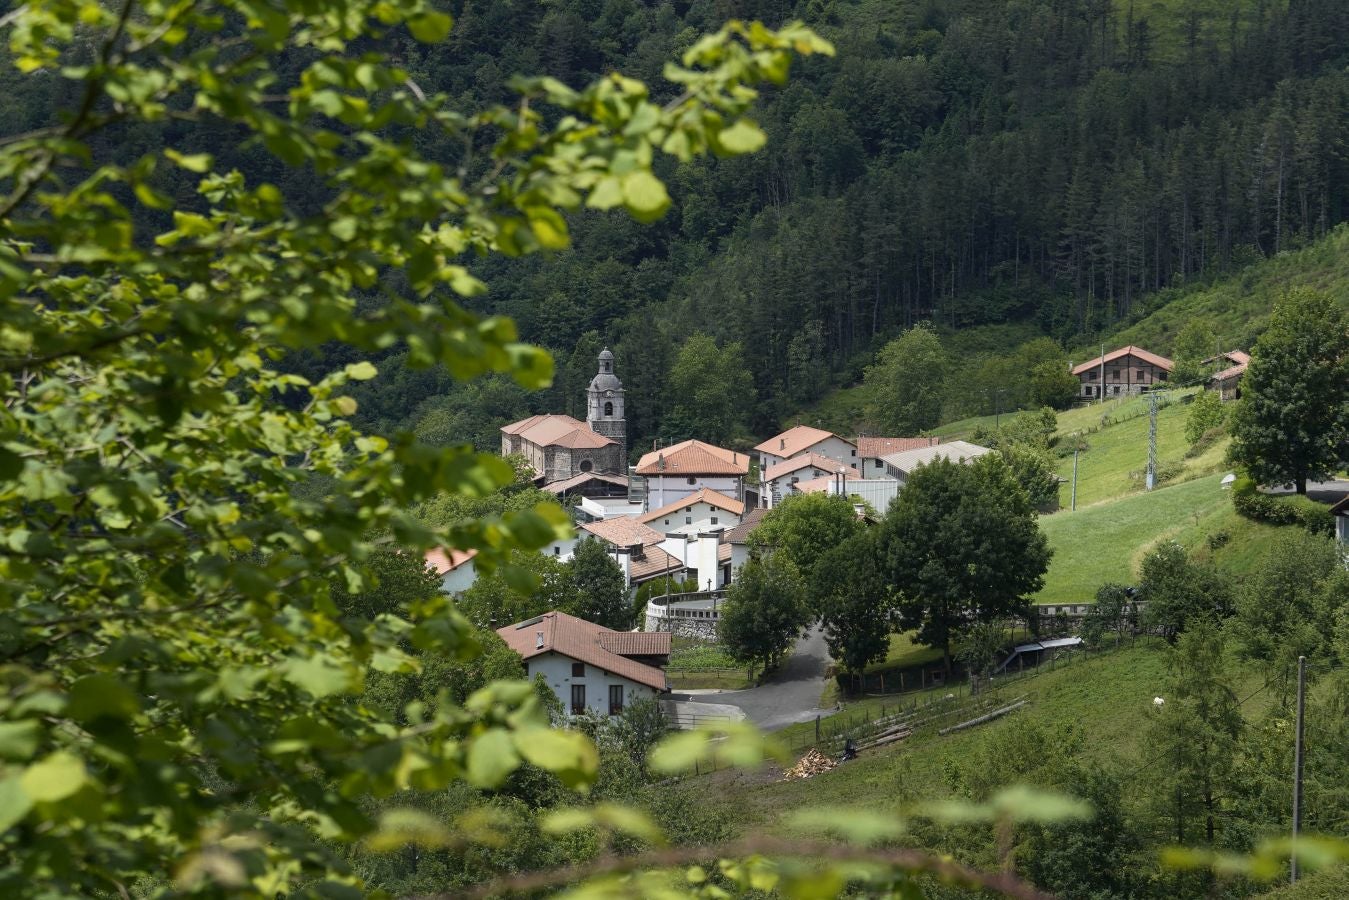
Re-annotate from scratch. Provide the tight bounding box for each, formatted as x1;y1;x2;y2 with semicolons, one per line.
645;474;742;510
646;499;741;535
439;561;477;595
758;435;858;472
524;650;661;717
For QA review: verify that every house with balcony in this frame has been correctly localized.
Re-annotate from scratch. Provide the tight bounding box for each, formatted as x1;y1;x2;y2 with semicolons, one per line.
1071;345;1173;399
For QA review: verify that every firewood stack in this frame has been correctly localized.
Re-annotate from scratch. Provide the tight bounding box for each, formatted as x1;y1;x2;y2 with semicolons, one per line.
783;748;838;780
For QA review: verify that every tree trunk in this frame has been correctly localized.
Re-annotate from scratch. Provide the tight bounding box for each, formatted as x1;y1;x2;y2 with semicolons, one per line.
1296;475;1307;495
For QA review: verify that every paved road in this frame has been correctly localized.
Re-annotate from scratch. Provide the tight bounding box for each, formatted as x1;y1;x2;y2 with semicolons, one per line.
669;626;839;731
1262;479;1349;505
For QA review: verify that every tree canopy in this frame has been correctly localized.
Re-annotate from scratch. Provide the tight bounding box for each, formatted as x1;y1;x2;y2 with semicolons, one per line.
719;554;811;677
876;455;1050;670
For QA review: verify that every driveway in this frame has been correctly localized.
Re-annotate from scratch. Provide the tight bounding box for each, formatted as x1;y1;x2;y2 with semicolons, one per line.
1262;479;1349;505
668;626;839;731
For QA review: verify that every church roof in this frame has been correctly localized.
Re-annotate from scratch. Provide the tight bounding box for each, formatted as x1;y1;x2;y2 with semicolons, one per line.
589;372;623;391
634;439;748;476
500;414;615;449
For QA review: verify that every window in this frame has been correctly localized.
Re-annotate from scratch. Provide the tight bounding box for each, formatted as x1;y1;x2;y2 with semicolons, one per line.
1088;370;1097;380
686;476;696;485
1136;369;1145;380
553;546;560;555
684;516;692;524
663;519;669;525
850;449;856;456
1110;369;1120;380
875;459;883;469
523;662;529;675
579;459;593;473
571;661;585;677
571;684;586;714
604;401;613;416
710;516;718;525
609;685;624;715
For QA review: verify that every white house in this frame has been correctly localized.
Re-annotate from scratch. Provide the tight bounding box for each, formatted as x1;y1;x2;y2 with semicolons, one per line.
755;425;858;472
631;439;749;510
721;508;765;582
879;440;993;484
857;436;940;477
1333;495;1348;553
761;454;860;508
638;487;745;536
424;547;478;595
495;611;670;716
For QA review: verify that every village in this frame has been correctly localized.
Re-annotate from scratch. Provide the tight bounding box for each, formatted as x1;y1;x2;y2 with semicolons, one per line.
422;342;1347;726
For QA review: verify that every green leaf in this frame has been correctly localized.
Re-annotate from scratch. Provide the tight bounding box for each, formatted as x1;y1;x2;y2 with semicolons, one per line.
164;149;213;172
466;728;520;789
407;10;453;43
0;776;32;831
67;674;141;723
344;361;378;381
0;721;41;761
620;170;671;222
283;654;351;699
787;807;905;845
366;808;455;851
513;728;599;792
20;751;87;803
717;119;767;154
990;785;1093;823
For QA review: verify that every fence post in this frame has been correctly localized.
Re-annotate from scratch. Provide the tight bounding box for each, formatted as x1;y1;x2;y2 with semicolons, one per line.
815;715;820;742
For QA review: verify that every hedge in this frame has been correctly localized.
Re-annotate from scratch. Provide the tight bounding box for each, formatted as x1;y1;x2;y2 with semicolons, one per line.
1231;475;1334;536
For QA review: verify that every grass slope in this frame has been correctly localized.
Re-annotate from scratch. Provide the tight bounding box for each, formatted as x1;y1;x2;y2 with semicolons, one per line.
1034;474;1231;603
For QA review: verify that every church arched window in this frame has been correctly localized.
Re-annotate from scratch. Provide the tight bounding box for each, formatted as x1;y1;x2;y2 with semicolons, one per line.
603;401;613;417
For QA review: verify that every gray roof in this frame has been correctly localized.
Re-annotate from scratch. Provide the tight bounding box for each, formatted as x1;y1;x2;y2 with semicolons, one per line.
878;440;992;473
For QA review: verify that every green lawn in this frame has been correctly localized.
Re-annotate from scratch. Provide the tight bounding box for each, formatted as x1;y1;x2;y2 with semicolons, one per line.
1034;474;1232;604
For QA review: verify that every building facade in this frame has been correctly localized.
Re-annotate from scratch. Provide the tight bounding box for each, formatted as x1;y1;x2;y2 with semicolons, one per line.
630;439;749;510
1071;345;1173;399
754;425;858;472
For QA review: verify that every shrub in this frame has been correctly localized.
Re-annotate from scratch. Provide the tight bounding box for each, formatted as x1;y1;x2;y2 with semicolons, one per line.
1184;426;1225;459
1185;389;1227;444
1231;476;1334;535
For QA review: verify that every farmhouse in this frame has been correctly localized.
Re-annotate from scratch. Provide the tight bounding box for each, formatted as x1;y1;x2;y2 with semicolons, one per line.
500;349;627;483
879;440;992;483
1071;345;1172;399
1205;350;1250;401
631;439;749;510
754;425;858;472
496;611;670;716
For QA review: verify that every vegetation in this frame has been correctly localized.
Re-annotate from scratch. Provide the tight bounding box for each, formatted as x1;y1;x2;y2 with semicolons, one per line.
878;455;1050;670
719;555;811;678
1230;290;1349;494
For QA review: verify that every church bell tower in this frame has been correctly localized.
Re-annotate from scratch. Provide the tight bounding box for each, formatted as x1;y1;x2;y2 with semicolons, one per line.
586;348;626;464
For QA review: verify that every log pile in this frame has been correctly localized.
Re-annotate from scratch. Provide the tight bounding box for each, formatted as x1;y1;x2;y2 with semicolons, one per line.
783;749;837;780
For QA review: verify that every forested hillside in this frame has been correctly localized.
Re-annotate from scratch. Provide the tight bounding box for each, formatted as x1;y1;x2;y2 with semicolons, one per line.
8;0;1349;448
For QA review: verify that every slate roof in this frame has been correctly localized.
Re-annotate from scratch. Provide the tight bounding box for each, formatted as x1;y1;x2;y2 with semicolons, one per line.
501;414;614;449
424;547;477;574
1071;345;1174;376
754;425;850;458
638;487;746;524
634;439;749;476
856;436;939;459
497;611;669;691
580;517;665;548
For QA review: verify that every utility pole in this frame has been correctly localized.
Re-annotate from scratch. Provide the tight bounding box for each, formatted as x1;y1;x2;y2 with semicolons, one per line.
1291;655;1307;884
1145;391;1158;490
1098;343;1106;405
1071;447;1079;511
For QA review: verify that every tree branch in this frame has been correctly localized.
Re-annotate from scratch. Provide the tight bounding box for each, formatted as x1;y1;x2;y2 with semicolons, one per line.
411;836;1056;900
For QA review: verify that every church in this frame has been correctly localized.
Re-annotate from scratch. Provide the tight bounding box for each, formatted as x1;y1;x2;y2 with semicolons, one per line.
500;348;627;485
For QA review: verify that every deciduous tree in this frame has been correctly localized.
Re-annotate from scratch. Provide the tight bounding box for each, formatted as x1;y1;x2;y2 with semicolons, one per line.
719;555;810;678
747;493;862;604
568;537;632;629
863;323;948;434
814;532;892;679
1229;289;1349;494
877;455;1050;672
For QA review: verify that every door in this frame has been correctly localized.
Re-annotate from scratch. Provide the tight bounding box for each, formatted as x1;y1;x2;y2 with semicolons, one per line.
570;684;586;715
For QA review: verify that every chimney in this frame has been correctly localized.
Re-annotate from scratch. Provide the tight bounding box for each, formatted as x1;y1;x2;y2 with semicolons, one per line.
696;531;720;592
779;438;785;450
614;546;632;586
657;453;665;471
535;631;544;649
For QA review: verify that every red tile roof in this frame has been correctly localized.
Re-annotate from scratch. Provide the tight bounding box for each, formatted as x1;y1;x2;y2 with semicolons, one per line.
762;453;860;483
424;547;477;575
500;414;615;449
543;471;629;494
856;436;939;458
1071;345;1174;376
597;632;671;656
791;472;859;494
638;487;746;524
723;507;766;544
497;611;669;691
754;425;850;458
634;439;749;476
628;546;687;583
580;517;665;548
